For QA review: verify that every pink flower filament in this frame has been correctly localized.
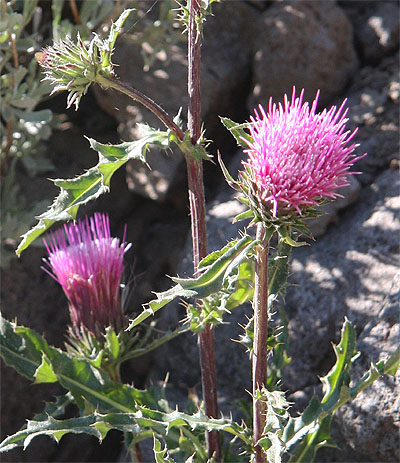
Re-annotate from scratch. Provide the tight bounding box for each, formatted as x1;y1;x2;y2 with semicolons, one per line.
243;88;365;217
43;213;131;335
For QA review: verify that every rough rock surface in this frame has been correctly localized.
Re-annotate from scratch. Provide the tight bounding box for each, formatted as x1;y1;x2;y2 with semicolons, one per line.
283;168;399;392
340;0;400;64
337;276;399;462
343;51;399;184
249;0;359;110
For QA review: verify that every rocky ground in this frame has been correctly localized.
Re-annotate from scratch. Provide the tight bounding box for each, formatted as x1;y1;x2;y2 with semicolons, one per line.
1;1;399;462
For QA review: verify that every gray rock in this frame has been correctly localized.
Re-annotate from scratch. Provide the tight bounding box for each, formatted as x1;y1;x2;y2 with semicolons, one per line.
343;51;399;184
335;229;399;462
340;0;400;64
284;168;400;392
249;0;359;110
308;175;362;238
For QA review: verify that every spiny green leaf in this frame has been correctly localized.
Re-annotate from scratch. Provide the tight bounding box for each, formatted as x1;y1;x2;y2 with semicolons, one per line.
0;408;250;453
267;308;291;389
0;315;53;380
320;317;357;412
0;316;164;412
283;396;322;451
153;437;177;463
127;286;197;329
233;209;253;223
353;346;400;396
217;151;240;191
16;126;170;255
268;239;292;298
0;393;73;453
102;9;135;68
104;327;120;361
172;235;256;298
257;388;291;463
287;415;336;463
225;260;254;311
220;117;252;148
129;236;256;329
283;320;399;462
34;354;58;384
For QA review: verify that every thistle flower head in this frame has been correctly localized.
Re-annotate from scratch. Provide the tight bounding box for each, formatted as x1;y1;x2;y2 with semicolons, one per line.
43;213;131;337
35;9;133;110
36;34;108;110
240;88;365;224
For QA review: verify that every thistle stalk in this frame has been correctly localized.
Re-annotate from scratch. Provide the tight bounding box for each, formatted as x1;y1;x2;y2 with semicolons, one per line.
186;1;221;461
252;223;270;463
96;74;185;142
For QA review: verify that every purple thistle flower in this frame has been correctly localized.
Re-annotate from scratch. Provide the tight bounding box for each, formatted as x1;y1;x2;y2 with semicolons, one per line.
242;88;365;218
43;213;131;337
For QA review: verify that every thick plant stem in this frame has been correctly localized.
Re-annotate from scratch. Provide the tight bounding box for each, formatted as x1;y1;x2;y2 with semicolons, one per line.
186;1;221;461
253;223;270;463
96;74;185;142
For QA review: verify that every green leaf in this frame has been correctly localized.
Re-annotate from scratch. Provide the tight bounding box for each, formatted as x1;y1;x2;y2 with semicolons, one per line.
129;235;257;329
217;151;240;191
153;437;177;463
0;393;74;452
353;346;400;396
257;389;291;463
34;354;58;384
1;316;252;454
220;117;252;148
172;235;256;298
320;318;357;413
283;319;399;462
104;328;120;361
267;308;291;389
268;239;292;298
233;209;253;223
0;316;164;412
16;126;170;255
225;260;254;311
0;408;250;453
0;315;53;381
128;285;197;329
287;415;336;463
102;9;135;69
283;396;322;452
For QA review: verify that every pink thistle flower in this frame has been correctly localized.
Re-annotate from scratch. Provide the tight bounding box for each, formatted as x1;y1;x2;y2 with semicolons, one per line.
242;88;365;218
43;213;131;337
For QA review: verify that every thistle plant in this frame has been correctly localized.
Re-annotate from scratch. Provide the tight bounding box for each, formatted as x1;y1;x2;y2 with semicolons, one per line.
223;88;366;462
1;3;399;463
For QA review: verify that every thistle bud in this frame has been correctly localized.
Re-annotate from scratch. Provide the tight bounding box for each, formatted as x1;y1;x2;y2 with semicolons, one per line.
35;34;108;110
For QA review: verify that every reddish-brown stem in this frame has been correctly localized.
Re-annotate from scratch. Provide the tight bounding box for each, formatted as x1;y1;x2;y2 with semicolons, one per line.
69;0;82;25
186;1;221;461
252;223;269;463
96;74;185;142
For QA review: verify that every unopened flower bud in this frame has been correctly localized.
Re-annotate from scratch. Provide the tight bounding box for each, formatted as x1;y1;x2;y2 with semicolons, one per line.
36;33;112;110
